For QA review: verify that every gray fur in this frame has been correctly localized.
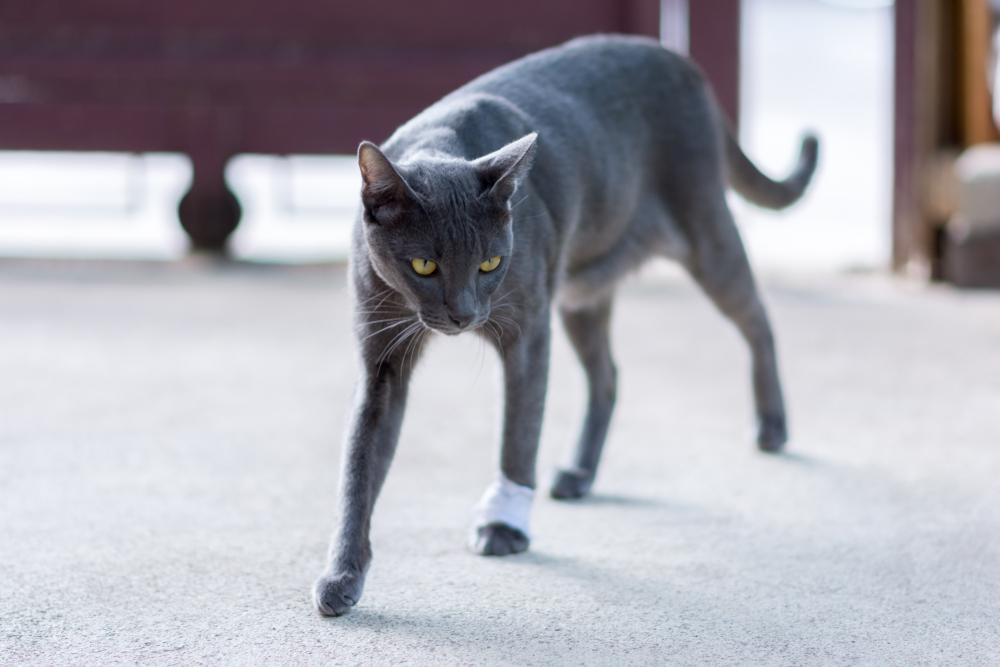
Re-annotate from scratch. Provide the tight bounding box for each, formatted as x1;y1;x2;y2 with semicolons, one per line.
314;34;819;616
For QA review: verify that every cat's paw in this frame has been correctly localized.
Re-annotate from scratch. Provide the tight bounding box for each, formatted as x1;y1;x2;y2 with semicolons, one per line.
549;467;594;500
757;414;788;453
313;569;366;617
471;522;529;556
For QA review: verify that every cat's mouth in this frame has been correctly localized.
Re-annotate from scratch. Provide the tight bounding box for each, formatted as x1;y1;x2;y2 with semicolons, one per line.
418;314;486;336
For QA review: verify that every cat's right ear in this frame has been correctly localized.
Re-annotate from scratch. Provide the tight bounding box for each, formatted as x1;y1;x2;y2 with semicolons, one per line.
357;141;416;223
473;132;538;203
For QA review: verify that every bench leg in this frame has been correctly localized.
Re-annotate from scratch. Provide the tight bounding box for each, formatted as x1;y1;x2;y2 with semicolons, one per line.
179;152;241;252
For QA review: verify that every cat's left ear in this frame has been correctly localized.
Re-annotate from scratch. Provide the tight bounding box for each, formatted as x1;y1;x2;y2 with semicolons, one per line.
473;132;538;202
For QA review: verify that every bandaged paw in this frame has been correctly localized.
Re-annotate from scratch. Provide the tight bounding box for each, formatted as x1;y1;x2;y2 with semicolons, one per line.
471;475;535;538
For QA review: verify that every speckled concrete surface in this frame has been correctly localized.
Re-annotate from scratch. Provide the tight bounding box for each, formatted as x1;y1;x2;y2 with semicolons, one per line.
2;260;998;665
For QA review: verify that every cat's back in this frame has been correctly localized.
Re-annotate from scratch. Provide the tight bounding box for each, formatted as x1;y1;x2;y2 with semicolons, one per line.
433;34;714;183
386;34;710;162
468;34;693;86
462;34;704;117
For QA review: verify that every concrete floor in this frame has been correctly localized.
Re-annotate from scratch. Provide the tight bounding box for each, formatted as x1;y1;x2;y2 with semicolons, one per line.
2;259;999;665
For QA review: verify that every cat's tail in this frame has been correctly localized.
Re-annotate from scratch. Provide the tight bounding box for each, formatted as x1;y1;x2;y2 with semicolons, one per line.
723;125;819;210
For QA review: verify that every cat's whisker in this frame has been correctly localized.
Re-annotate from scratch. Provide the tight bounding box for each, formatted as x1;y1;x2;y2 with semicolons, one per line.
414;329;428;372
357;318;414;343
399;328;414;373
491;302;519;316
354;301;407;316
377;321;423;370
489;310;523;339
359;319;407;333
373;291;401;311
356;303;404;308
401;325;426;375
375;320;418;361
358;316;415;326
355;290;403;317
479;319;504;359
403;331;417;374
492;324;506;359
472;323;491;385
490;288;519;311
494;320;521;339
354;309;409;320
354;289;394;309
401;325;426;371
353;290;386;307
354;294;386;308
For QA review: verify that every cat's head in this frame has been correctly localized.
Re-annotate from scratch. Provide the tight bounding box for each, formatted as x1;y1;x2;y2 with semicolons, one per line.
356;133;537;335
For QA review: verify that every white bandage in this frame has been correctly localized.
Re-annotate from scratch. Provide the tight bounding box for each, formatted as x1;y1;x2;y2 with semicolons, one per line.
472;475;535;538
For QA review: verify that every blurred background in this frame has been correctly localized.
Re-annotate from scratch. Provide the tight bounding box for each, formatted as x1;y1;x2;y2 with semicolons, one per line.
4;1;1000;664
1;0;996;283
0;0;898;270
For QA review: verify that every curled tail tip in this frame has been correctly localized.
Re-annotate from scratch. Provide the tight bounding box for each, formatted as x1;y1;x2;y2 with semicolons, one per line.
793;132;820;190
725;127;819;210
799;132;820;165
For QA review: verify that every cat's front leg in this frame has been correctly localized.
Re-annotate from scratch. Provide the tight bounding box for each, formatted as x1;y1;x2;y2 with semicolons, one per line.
472;319;551;556
314;366;410;616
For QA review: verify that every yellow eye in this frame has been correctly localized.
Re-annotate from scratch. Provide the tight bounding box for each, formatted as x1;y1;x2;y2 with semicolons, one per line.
479;256;502;273
411;258;437;276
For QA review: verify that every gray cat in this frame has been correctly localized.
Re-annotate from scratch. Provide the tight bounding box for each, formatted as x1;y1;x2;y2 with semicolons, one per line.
314;34;818;616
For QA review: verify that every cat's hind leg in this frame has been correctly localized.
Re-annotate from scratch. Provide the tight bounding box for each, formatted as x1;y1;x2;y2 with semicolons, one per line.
686;203;788;452
550;296;617;499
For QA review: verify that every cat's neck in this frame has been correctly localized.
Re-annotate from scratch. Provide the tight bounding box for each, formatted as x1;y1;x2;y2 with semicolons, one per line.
383;126;463;164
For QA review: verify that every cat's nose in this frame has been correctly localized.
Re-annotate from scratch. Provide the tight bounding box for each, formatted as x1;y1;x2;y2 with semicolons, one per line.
444;289;477;330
